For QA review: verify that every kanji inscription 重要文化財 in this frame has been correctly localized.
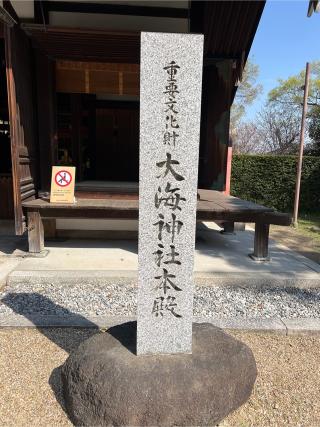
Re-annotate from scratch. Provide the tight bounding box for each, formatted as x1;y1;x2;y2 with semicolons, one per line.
137;32;204;355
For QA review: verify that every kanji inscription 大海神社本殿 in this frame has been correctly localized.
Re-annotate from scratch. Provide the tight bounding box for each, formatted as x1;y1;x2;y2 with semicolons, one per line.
137;32;204;355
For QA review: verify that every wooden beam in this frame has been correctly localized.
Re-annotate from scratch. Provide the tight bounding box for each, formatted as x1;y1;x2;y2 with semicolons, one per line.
34;0;49;25
3;1;19;24
307;0;320;17
44;1;188;18
0;2;17;27
189;1;204;33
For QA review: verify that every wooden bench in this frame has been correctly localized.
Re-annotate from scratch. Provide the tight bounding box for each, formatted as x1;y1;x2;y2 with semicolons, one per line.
22;189;291;261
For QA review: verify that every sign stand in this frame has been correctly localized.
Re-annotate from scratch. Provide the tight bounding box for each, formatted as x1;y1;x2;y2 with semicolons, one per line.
50;166;76;204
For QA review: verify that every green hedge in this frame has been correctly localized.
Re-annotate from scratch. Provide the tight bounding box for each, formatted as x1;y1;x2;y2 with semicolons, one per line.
231;155;320;213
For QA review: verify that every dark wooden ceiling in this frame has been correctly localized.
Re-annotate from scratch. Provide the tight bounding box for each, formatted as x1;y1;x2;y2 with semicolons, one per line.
22;1;265;67
199;1;264;60
35;1;189;22
22;25;141;63
190;1;265;98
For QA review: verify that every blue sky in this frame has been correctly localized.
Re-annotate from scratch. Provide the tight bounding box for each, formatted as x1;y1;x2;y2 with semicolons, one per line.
244;0;320;120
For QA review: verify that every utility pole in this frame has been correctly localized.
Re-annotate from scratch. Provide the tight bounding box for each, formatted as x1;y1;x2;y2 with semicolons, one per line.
293;62;310;228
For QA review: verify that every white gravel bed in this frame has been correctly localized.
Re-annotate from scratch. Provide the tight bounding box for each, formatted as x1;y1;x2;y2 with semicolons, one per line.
1;282;320;319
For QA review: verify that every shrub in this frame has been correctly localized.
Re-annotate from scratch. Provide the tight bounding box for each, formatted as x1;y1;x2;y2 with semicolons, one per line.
231;155;320;213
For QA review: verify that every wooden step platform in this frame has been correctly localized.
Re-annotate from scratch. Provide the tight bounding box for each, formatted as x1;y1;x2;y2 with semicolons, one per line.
22;189;291;261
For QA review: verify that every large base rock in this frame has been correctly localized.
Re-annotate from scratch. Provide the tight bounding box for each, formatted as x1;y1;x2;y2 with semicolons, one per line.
62;322;257;426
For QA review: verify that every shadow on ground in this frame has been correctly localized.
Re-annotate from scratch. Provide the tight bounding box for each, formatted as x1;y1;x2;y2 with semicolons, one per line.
1;293;101;423
0;236;28;255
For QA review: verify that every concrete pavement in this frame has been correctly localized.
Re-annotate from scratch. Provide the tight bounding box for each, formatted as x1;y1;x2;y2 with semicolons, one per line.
4;222;320;288
1;221;320;334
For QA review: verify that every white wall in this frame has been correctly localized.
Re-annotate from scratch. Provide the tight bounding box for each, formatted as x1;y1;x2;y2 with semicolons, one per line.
56;218;138;231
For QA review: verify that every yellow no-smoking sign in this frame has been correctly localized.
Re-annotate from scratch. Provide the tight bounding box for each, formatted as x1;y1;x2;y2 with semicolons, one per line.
50;166;76;203
55;170;73;187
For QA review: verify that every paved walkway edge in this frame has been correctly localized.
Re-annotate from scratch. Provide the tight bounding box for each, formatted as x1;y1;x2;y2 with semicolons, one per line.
1;314;320;335
7;269;320;289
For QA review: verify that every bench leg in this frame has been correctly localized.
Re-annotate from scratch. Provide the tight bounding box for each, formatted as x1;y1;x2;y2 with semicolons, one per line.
27;211;44;253
250;223;270;262
43;218;57;239
220;221;235;234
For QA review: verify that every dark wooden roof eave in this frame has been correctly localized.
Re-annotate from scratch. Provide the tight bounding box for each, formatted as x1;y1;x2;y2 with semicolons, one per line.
190;1;265;102
22;0;265;67
21;24;141;63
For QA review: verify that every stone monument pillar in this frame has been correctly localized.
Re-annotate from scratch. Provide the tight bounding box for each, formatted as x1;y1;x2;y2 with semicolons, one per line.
61;32;258;427
137;31;204;355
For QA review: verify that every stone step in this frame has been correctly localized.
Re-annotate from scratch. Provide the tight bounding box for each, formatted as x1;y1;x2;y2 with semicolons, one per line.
7;268;320;289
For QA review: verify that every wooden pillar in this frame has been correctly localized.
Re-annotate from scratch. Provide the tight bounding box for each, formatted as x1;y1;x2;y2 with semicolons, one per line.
221;221;235;234
71;94;82;180
27;210;44;253
198;60;233;190
35;51;56;191
224;141;233;195
5;24;39;235
251;223;270;262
